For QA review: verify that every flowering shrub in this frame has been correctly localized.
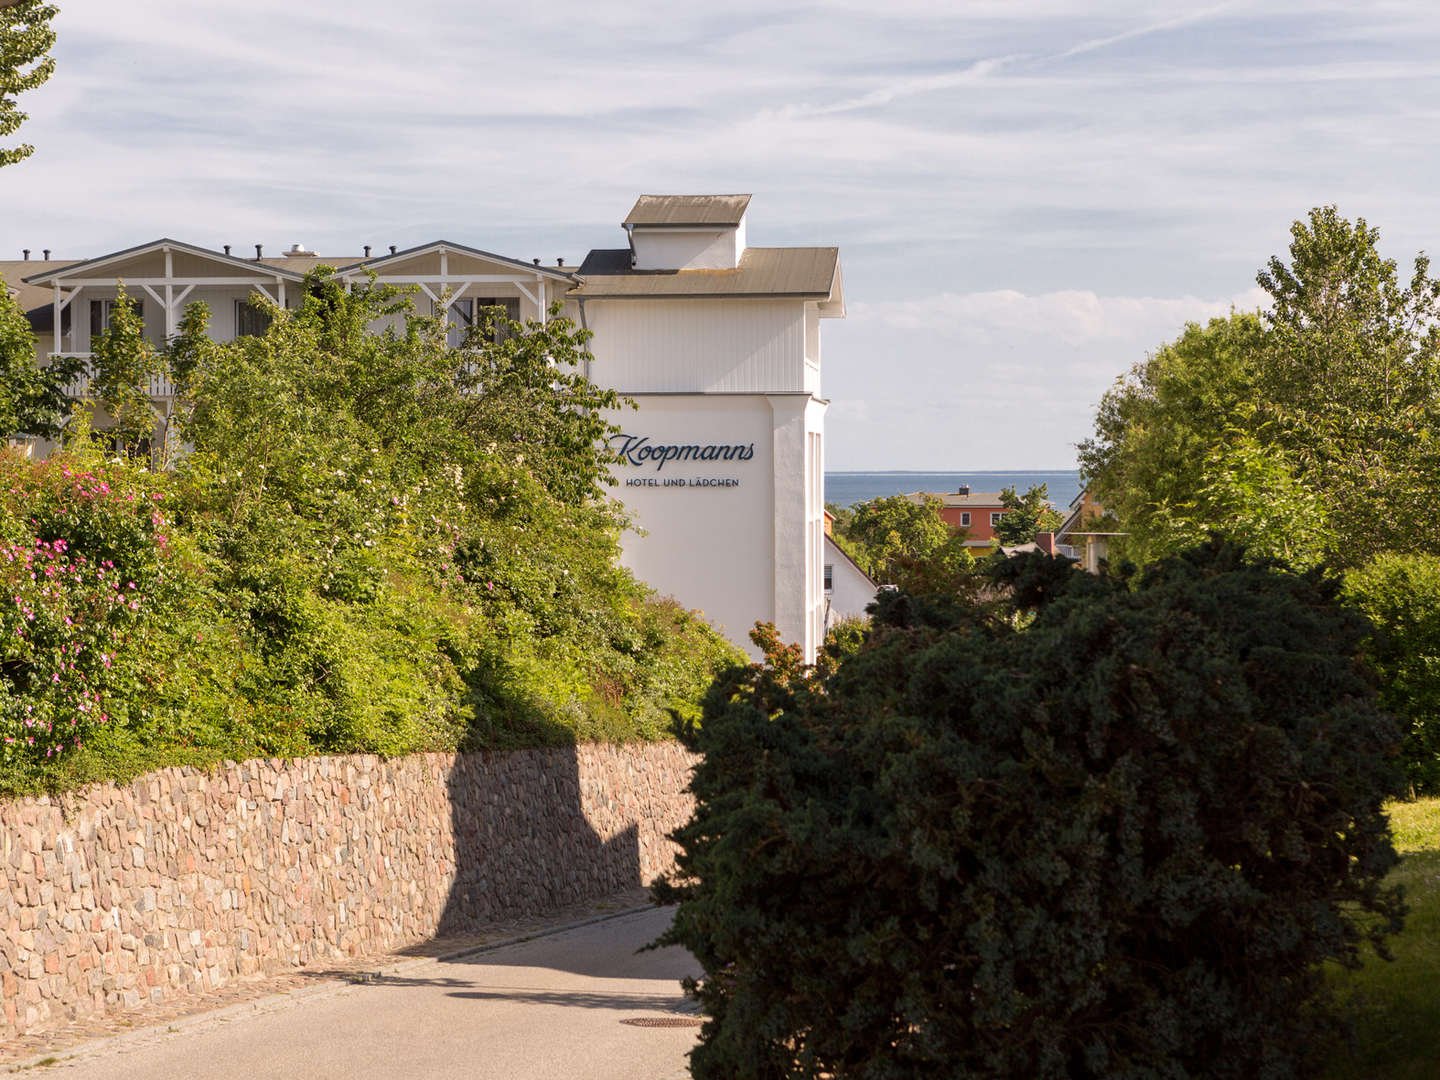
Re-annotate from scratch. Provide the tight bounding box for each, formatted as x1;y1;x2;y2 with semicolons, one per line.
0;273;739;793
0;452;182;775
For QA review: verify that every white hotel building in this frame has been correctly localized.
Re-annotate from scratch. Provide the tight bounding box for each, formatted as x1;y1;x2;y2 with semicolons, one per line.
5;194;848;661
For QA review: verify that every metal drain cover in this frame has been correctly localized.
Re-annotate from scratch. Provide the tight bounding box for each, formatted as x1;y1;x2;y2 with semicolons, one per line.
621;1016;704;1028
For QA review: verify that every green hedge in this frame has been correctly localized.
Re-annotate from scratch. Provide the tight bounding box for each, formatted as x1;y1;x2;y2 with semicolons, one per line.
658;542;1404;1079
1;274;740;796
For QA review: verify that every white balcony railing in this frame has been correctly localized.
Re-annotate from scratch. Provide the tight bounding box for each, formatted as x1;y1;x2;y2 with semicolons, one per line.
48;354;176;400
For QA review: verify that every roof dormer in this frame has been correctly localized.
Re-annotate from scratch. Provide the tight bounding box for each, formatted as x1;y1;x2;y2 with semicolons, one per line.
623;194;750;270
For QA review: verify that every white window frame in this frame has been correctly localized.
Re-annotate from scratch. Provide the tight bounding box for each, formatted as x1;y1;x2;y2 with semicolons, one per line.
960;512;971;527
991;512;1002;527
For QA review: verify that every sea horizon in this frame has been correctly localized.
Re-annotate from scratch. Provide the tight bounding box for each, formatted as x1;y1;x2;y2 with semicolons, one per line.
826;469;1083;510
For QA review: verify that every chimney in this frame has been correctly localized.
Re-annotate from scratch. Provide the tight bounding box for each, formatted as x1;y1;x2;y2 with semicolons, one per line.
223;244;232;256
1035;532;1055;555
389;245;397;255
363;245;371;258
43;249;50;260
255;244;264;260
956;485;970;496
22;249;29;260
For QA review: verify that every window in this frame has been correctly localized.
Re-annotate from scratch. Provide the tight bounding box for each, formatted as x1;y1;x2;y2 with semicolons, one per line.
89;298;144;338
235;300;272;338
437;296;521;346
991;512;1002;527
824;564;833;592
960;512;971;527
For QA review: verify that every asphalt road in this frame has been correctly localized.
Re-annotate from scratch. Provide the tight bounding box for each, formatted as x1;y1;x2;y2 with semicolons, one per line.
43;906;702;1080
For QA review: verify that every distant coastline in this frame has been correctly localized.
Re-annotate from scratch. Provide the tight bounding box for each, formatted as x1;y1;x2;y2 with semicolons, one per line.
826;470;1083;510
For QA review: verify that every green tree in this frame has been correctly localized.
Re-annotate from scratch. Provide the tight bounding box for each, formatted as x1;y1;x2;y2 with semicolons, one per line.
1081;207;1440;570
657;543;1404;1079
0;0;57;168
168;272;729;751
0;272;81;439
1078;312;1269;566
1255;206;1440;563
1344;553;1440;795
993;482;1062;545
86;286;163;459
845;494;971;592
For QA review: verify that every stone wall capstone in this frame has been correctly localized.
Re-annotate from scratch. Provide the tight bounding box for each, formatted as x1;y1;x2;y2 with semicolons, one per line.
0;742;698;1041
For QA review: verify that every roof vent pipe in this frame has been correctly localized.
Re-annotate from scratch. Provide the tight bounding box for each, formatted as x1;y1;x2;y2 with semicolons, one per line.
532;258;540;265
556;257;563;267
389;245;397;255
22;249;29;260
43;249;50;260
363;245;371;258
223;244;232;256
255;244;263;260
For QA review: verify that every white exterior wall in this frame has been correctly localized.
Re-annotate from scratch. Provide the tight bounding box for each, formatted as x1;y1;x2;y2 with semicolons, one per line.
604;395;776;649
602;391;824;661
824;535;877;625
585;299;806;393
631;223;744;270
586;277;827;662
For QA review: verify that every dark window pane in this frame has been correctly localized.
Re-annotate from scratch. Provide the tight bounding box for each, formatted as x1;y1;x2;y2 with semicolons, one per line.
91;298;143;337
473;297;520;342
235;300;272;337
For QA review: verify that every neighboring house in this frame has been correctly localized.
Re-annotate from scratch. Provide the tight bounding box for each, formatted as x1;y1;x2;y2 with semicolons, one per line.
8;194;846;663
1055;488;1121;574
823;533;877;630
900;486;1012;552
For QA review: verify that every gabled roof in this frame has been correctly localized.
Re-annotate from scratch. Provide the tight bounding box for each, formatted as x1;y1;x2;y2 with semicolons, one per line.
570;246;839;300
336;240;574;281
22;238;310;284
0;261;74;321
256;255;359;275
623;194;751;228
823;533;878;590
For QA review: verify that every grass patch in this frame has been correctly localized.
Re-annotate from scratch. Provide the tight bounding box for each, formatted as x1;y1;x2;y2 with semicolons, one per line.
1325;798;1440;1079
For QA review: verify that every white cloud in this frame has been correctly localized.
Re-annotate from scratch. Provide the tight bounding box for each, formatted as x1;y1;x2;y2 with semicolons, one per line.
9;0;1440;469
854;287;1269;348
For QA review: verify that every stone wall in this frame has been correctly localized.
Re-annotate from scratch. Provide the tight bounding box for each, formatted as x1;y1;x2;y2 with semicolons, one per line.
0;742;698;1040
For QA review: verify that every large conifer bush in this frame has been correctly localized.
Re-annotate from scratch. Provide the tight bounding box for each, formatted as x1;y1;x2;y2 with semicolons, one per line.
657;541;1405;1079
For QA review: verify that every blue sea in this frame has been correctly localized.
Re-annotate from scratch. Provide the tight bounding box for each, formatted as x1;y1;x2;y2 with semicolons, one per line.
826;471;1083;510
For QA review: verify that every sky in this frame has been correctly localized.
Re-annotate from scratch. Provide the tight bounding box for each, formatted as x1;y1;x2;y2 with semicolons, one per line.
5;0;1440;469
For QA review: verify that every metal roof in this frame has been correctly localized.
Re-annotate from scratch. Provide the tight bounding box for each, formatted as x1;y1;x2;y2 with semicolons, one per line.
1;261;74;324
570;247;839;300
622;194;751;228
256;256;360;275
